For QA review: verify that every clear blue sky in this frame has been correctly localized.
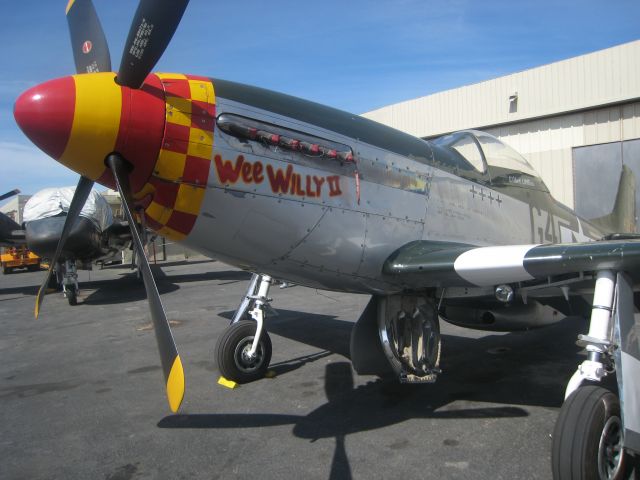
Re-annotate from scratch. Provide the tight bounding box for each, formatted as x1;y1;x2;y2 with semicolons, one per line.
1;0;639;198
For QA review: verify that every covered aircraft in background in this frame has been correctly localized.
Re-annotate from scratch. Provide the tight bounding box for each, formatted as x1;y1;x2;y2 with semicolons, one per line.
11;0;640;478
22;186;133;304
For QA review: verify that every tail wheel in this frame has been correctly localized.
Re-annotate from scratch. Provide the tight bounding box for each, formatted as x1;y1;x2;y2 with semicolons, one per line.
552;385;626;480
215;320;272;383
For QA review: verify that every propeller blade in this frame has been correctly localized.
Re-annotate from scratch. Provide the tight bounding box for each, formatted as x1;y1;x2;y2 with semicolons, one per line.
66;0;112;73
106;153;185;412
131;243;138;270
0;189;20;202
116;0;189;88
35;175;93;318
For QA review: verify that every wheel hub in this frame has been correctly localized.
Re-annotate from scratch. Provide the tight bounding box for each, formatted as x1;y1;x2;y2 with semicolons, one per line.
234;338;263;373
598;415;623;479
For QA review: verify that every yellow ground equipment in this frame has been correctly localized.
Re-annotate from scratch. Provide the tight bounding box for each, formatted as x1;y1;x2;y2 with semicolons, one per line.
1;246;41;274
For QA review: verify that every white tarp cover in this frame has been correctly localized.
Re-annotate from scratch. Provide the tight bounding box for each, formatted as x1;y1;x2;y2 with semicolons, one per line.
23;187;113;232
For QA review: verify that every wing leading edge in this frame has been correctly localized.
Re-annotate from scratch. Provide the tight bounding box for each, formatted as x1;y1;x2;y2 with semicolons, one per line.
383;239;640;288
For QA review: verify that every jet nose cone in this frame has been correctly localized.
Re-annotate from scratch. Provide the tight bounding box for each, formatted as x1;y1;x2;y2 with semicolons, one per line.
14;76;75;160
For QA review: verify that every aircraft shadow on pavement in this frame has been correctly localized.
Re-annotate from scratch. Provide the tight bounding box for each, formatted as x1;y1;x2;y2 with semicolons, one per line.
158;358;532;480
158;315;587;479
82;269;178;305
159;316;586;478
158;269;251;285
82;267;251;306
0;284;40;297
218;309;585;399
1;264;256;312
219;308;354;359
139;258;216;269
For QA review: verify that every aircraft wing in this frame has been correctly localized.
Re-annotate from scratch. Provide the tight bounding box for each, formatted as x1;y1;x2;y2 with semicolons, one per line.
383;238;640;289
0;212;26;247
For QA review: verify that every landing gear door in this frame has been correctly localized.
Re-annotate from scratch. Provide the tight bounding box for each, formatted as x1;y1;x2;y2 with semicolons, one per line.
613;272;640;454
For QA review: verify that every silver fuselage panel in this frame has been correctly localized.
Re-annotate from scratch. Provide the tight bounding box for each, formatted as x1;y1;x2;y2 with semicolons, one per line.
182;93;598;295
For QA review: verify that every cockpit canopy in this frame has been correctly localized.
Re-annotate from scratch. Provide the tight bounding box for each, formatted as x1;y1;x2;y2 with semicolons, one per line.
430;130;548;192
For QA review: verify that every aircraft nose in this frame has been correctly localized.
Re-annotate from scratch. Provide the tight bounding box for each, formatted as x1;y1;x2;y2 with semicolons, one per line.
14;73;128;183
14;77;75;161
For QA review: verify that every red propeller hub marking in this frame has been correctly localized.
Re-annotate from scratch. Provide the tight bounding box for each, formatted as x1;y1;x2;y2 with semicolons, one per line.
82;40;92;54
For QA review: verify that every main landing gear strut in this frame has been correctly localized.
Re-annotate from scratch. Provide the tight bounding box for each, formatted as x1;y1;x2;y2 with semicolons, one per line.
215;274;273;383
552;270;639;480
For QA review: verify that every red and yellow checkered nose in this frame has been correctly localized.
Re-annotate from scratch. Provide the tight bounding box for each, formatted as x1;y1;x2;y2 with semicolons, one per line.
14;72;166;193
14;72;216;241
138;73;216;241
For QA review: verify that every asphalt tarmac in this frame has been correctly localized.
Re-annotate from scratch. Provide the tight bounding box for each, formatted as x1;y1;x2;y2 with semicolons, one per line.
0;258;589;479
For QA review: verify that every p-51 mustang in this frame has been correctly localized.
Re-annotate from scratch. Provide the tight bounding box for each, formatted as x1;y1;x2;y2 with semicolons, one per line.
13;1;640;477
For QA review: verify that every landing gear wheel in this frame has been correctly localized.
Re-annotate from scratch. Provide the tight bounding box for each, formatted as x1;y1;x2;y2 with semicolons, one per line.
48;272;61;291
67;285;78;306
552;385;626;480
215;320;272;383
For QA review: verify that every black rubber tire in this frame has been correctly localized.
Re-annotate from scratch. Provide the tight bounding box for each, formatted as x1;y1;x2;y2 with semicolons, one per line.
67;286;78;306
215;320;272;383
552;385;626;480
2;266;9;274
48;272;61;290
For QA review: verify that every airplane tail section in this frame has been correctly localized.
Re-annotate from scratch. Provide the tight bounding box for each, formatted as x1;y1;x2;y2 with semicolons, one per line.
590;164;637;234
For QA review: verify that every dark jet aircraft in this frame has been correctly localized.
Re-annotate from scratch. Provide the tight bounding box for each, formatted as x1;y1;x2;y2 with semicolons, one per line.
21;186;133;304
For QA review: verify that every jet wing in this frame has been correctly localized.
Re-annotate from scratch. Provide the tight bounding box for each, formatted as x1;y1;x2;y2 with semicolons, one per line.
383;239;640;288
0;212;26;246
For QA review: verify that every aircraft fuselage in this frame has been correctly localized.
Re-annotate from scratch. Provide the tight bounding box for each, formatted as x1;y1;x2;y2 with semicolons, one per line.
177;79;602;294
13;73;604;294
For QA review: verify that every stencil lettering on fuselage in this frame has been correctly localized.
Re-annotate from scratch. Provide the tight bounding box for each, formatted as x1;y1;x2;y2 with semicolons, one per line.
214;154;342;198
530;206;594;244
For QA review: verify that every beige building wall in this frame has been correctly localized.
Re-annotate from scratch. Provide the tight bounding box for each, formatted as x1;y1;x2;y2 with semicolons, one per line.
483;101;640;208
362;40;640;209
0;195;31;224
